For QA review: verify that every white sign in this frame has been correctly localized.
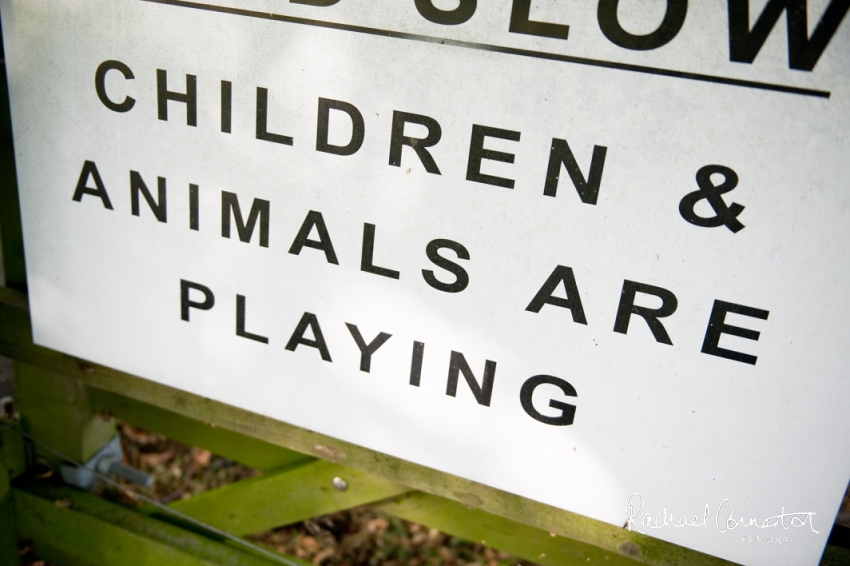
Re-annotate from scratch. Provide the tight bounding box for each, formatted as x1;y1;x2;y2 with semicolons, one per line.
3;1;850;564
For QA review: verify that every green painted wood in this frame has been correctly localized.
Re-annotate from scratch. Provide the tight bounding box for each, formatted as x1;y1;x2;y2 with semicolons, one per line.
0;467;19;566
0;464;8;498
0;422;27;479
14;481;310;566
0;287;735;566
14;362;115;467
170;458;411;535
16;489;211;566
820;544;850;566
91;389;312;471
378;491;645;566
0;284;26;310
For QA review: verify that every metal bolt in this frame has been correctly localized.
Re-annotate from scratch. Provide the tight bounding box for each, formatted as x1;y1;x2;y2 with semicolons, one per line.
96;454;155;488
332;477;348;491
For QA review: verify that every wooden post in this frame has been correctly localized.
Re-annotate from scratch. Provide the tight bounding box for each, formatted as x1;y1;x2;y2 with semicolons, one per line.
14;480;309;566
0;465;19;566
15;363;115;468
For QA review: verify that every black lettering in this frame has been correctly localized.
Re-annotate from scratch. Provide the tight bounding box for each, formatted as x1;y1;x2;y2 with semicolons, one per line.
157;69;197;126
526;265;587;324
180;280;214;321
221;191;270;247
414;0;476;25
256;87;294;145
236;295;269;344
410;341;425;386
466;125;521;189
597;0;687;50
613;280;678;345
317;98;365;156
285;312;332;362
543;138;607;204
221;80;232;134
729;0;849;71
361;223;400;279
509;0;570;40
72;161;113;210
389;111;442;174
95;60;135;113
520;375;577;426
345;323;392;372
189;184;199;231
446;351;496;407
288;210;339;264
130;171;167;223
701;300;769;365
679;165;745;233
422;239;470;293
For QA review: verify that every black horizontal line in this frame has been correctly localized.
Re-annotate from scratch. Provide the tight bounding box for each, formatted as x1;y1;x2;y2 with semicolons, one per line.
141;0;830;99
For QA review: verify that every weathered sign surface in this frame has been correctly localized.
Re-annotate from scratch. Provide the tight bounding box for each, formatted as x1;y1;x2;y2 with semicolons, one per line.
2;1;850;564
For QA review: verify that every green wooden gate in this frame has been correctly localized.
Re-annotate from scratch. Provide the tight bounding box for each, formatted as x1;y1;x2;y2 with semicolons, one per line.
0;66;847;566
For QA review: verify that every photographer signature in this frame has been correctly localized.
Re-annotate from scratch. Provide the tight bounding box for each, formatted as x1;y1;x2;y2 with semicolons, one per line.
625;493;818;534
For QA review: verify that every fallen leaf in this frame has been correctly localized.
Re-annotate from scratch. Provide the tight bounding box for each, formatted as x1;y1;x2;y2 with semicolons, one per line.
300;535;321;553
121;425;152;445
366;518;389;534
191;447;212;467
139;449;175;466
312;548;335;565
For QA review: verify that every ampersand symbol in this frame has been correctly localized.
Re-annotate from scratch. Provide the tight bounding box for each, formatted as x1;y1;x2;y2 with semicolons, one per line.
679;165;745;233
